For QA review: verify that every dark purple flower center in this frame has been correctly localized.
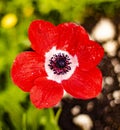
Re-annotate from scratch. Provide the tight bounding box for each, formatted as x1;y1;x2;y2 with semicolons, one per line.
48;53;71;75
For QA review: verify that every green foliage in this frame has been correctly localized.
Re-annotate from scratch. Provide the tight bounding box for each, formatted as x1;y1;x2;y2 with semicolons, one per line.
0;85;60;130
37;0;118;22
0;0;120;129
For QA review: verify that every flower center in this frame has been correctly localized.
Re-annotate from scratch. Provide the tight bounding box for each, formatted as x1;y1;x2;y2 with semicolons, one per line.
56;57;66;68
45;47;79;83
48;53;71;75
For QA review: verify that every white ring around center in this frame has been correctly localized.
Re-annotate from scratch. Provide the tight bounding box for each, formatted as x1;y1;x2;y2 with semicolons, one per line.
44;46;79;83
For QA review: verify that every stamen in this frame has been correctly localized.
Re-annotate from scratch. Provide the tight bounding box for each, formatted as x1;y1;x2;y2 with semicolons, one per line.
48;53;71;75
45;47;78;83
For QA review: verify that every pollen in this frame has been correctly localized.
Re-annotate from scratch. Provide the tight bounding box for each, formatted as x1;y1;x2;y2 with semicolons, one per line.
48;53;71;75
45;46;78;83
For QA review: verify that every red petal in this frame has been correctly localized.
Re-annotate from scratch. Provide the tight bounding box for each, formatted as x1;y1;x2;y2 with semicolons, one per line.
11;52;46;92
28;20;58;55
30;78;63;109
56;22;89;55
77;40;104;71
62;68;102;99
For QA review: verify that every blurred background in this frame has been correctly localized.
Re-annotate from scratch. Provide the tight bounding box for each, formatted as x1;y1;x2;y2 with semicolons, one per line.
0;0;120;130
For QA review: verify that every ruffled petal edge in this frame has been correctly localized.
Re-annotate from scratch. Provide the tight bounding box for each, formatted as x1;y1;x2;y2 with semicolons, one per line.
11;51;46;92
62;67;103;99
30;78;63;109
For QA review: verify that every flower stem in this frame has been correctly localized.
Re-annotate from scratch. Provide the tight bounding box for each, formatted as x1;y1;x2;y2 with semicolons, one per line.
55;108;62;123
22;113;27;130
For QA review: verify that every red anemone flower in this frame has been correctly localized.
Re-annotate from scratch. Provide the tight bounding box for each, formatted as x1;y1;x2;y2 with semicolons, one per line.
11;20;104;109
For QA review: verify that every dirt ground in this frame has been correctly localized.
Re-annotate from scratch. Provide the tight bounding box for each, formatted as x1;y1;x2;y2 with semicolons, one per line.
58;8;120;130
